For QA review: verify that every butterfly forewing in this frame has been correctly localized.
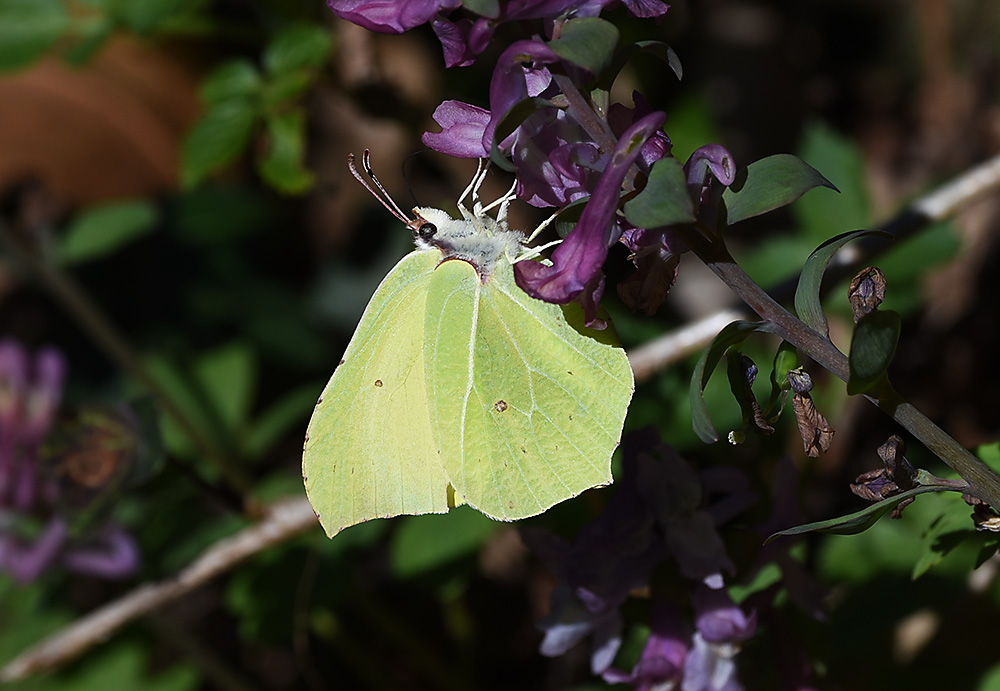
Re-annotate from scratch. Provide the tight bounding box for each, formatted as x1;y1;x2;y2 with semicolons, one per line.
303;251;452;537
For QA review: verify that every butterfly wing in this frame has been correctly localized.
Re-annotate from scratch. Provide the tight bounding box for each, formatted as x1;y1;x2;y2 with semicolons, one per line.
423;258;634;521
303;250;453;537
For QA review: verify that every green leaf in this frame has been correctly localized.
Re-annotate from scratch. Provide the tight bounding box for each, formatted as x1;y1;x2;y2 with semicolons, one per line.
194;342;256;433
794;229;892;336
201;60;261;104
623;156;695;228
762;340;797;418
722;154;839;226
461;0;499;18
548;17;619;76
263;23;331;75
391;507;497;579
242;383;320;460
59;201;158;264
113;0;197;35
0;0;69;71
181;98;258;187
691;320;780;443
766;484;959;542
847;309;901;395
793;120;871;244
256;111;314;195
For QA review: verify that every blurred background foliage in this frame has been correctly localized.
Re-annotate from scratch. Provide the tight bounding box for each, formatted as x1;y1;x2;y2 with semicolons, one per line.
1;0;1000;688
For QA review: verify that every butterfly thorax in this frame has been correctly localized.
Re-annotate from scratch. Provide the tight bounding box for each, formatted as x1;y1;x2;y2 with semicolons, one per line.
412;206;524;279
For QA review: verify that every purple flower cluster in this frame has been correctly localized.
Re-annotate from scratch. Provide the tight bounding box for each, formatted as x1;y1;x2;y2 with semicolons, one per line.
522;428;757;689
327;0;737;326
0;339;139;583
329;1;670;67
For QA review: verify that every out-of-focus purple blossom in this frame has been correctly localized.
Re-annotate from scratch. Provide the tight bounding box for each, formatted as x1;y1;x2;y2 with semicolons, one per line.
0;516;68;583
0;340;65;510
514;112;665;325
326;0;459;33
527;427;757;682
60;524;140;579
0;339;139;583
631;432;736;582
694;586;757;644
421;101;492;158
683;633;743;691
602;602;688;690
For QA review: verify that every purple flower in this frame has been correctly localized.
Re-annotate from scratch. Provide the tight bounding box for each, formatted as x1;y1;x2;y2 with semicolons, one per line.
421;100;492;157
617;224;685;315
514;111;666;325
483;40;562;153
0;340;65;510
0;339;141;583
694;586;757;645
684;144;736;228
326;0;459;33
602;602;689;690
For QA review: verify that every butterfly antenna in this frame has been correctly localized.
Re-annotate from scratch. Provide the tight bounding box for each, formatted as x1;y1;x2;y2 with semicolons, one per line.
348;150;414;226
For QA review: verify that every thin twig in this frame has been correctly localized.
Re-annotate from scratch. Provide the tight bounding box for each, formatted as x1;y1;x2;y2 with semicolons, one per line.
0;496;317;683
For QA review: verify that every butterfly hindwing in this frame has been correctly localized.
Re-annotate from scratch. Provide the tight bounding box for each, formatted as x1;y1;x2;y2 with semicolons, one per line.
423;257;634;521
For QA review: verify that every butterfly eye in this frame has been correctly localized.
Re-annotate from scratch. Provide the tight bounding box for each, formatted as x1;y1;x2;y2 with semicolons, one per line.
418;222;437;239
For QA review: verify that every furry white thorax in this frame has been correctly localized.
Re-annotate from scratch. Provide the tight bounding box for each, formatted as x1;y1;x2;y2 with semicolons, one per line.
412;206;524;277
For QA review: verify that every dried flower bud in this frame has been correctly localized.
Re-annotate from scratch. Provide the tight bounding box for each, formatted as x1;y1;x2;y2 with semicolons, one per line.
848;266;886;323
786;367;814;394
791;393;834;457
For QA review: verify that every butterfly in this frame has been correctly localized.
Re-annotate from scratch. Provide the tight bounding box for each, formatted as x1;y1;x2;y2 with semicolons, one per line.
302;151;633;537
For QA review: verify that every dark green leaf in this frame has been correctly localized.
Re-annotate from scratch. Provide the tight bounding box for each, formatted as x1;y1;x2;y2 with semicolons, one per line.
766;484;959;542
548;17;619;76
391;507;497;579
793;120;871;244
762;340;797;418
202;60;261;104
257;111;314;195
847;309;901;395
114;0;194;34
691;320;780;443
242;383;320;460
263;23;331;75
634;40;682;80
59;201;158;264
461;0;500;18
623;156;694;228
722;154;839;226
182;98;258;187
794;229;892;335
0;0;69;71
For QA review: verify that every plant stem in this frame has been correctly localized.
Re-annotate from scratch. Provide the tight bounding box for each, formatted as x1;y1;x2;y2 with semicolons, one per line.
680;226;1000;508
